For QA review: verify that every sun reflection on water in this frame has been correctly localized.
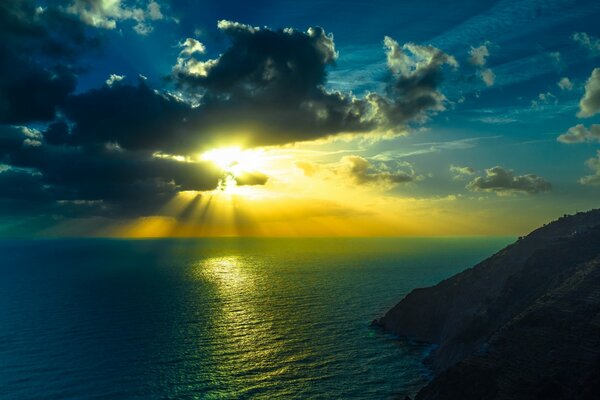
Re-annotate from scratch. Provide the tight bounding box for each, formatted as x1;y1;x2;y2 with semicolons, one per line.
191;256;296;396
194;256;250;290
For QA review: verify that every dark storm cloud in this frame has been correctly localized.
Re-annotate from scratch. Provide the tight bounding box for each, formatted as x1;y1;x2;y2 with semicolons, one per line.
0;125;226;217
165;21;457;146
0;169;57;216
374;37;459;127
0;169;49;201
43;120;71;146
0;0;97;124
62;79;194;152
0;60;77;124
170;21;374;145
466;166;551;195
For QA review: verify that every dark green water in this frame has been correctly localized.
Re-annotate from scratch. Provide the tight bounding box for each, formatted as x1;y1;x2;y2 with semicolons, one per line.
0;237;512;399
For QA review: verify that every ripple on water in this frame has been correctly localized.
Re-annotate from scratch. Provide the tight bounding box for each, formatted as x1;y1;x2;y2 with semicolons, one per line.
0;237;512;399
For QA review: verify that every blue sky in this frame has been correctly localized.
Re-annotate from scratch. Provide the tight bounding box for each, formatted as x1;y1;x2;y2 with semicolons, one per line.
0;0;599;236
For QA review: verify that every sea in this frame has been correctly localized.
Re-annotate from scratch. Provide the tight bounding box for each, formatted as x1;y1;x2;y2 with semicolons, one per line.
0;237;512;399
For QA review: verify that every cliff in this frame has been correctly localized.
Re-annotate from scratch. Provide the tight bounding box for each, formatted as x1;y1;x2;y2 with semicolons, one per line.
374;209;600;399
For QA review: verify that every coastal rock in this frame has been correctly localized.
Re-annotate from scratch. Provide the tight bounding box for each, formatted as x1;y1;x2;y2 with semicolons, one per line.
375;209;600;399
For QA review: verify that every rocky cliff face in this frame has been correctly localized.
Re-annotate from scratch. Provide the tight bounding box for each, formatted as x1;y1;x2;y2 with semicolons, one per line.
374;209;600;399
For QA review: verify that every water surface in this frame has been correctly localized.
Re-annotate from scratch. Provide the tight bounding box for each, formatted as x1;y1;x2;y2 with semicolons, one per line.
0;237;512;399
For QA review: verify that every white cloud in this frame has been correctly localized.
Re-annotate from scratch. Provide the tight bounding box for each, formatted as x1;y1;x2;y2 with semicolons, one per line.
480;68;495;86
20;126;43;147
531;92;557;108
147;0;163;20
384;37;458;77
557;77;573;91
172;38;213;77
66;0;164;35
573;32;600;55
558;124;600;143
580;151;600;185
450;165;476;180
217;20;259;33
178;38;206;55
105;74;125;86
468;43;495;86
468;44;490;67
577;68;600;118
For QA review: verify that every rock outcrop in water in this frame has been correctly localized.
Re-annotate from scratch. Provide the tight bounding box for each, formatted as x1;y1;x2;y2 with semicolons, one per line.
374;209;600;399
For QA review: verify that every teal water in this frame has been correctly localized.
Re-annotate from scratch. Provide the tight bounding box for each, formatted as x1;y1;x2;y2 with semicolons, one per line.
0;237;512;399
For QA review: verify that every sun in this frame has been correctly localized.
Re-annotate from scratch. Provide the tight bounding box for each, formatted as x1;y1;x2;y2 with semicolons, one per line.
200;147;265;176
199;146;272;193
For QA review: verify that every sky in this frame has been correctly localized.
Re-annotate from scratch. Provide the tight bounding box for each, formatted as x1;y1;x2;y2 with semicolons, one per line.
0;0;599;237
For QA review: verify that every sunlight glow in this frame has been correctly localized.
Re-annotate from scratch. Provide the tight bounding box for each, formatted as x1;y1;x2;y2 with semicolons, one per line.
200;147;266;176
91;139;551;238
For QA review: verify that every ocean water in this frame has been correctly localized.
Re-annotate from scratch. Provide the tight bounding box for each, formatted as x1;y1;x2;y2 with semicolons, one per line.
0;237;512;399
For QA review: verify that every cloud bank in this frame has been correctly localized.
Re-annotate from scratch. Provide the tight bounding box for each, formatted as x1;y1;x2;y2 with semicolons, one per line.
0;4;459;222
